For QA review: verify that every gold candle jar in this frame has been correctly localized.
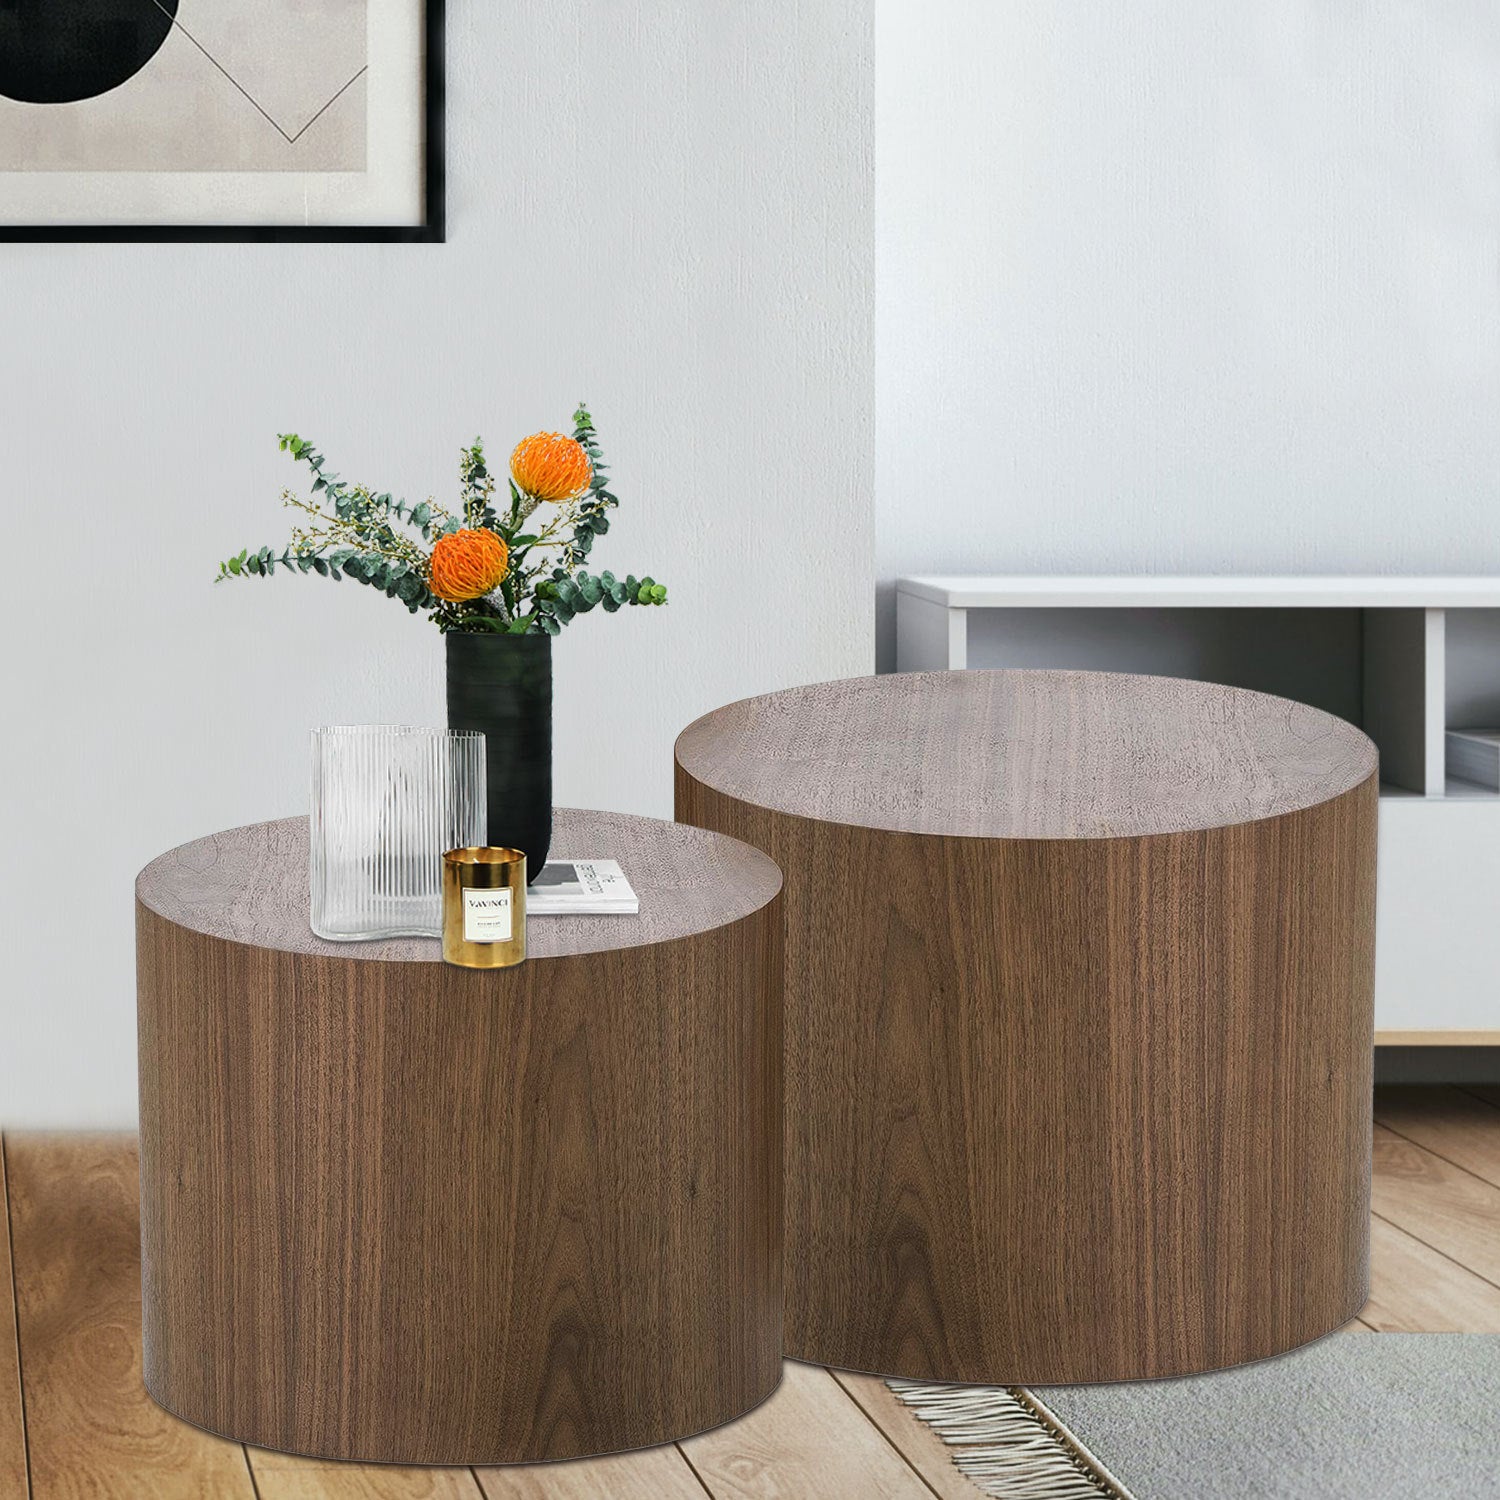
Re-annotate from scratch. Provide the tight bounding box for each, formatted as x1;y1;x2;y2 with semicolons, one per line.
442;847;527;968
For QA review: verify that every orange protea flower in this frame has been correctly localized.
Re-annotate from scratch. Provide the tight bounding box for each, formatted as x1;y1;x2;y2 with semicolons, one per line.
510;432;592;503
429;528;509;602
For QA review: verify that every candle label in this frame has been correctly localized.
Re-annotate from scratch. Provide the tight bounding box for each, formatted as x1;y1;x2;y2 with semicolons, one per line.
462;887;513;944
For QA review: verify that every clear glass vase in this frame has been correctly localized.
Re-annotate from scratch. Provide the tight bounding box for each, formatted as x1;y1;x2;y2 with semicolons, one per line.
310;726;487;941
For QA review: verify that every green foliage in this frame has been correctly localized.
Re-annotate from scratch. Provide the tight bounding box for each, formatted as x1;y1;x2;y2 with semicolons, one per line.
553;404;619;571
217;410;667;635
533;569;667;631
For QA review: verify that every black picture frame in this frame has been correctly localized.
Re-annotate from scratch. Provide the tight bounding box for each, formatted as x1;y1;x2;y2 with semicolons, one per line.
0;0;445;243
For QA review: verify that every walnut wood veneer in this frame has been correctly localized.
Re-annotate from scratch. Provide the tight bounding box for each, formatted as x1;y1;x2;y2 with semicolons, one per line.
675;669;1379;1383
135;809;783;1464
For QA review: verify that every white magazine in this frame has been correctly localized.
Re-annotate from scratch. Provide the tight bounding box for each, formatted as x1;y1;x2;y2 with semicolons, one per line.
527;859;639;915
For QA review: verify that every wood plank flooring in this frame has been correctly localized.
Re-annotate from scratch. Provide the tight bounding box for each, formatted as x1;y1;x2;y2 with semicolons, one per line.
678;1359;937;1499
1;1086;1497;1499
4;1135;256;1500
0;1144;28;1500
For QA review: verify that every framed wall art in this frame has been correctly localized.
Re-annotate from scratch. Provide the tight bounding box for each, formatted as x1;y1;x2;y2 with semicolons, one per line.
0;0;444;241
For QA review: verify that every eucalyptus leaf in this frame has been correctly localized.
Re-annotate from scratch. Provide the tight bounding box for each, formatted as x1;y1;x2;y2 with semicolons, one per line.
223;417;666;639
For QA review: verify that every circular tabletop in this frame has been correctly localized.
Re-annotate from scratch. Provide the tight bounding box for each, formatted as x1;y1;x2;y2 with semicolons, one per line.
137;808;782;962
675;669;1378;840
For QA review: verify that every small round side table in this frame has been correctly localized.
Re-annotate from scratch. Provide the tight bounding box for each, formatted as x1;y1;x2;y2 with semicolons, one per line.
676;668;1378;1384
136;809;783;1464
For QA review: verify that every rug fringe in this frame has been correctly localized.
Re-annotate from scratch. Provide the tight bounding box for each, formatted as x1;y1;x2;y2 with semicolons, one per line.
887;1380;1133;1500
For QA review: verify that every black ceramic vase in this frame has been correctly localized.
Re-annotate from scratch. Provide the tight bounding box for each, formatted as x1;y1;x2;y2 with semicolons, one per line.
445;632;553;878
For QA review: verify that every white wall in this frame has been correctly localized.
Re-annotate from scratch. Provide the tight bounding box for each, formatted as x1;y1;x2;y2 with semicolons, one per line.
877;1;1500;666
0;0;873;1127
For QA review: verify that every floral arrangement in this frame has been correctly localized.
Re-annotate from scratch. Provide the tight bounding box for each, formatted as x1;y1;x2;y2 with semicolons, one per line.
216;404;666;635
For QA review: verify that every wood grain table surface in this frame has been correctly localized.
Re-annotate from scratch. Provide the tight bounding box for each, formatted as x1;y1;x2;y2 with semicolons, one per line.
137;807;781;959
677;668;1379;1384
136;810;784;1465
675;666;1376;838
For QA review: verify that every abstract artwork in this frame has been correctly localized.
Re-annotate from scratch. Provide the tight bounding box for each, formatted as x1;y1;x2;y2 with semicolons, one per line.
0;0;441;239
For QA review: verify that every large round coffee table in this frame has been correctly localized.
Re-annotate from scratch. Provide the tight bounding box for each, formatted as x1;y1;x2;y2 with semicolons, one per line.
135;809;783;1463
676;669;1378;1383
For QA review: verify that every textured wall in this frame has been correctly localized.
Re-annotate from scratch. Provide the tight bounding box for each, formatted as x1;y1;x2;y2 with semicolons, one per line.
0;0;873;1126
876;1;1500;666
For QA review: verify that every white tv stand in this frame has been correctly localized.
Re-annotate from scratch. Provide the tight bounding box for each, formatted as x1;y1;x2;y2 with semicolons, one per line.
896;576;1500;1045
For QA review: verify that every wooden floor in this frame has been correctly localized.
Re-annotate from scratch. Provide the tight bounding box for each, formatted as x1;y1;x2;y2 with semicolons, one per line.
3;1086;1499;1499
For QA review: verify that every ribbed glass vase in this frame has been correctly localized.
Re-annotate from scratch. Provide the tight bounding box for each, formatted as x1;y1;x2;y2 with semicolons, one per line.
309;725;487;941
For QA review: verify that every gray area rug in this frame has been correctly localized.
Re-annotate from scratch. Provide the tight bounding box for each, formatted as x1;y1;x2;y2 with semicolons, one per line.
890;1334;1500;1500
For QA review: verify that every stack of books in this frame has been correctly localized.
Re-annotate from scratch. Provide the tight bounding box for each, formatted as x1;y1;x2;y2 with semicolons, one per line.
527;859;639;915
1445;729;1500;791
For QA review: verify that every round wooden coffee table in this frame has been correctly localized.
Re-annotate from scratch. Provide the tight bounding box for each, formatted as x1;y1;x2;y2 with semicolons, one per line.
136;809;783;1464
676;669;1378;1383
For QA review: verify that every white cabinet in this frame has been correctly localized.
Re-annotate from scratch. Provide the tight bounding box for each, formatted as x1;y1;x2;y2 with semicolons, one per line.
895;575;1500;1043
1376;796;1500;1039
